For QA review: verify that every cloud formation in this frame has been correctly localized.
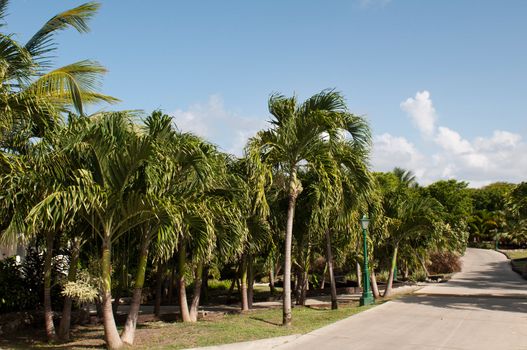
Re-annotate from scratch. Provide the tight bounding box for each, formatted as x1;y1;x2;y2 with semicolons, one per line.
400;90;437;136
373;90;527;187
169;92;525;188
372;133;426;179
171;95;267;156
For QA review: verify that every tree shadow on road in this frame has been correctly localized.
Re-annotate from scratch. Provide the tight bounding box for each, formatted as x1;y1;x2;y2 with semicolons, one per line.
394;294;527;315
441;260;527;292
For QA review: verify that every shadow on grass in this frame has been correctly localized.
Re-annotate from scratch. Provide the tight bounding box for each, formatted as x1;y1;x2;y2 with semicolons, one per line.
248;316;282;326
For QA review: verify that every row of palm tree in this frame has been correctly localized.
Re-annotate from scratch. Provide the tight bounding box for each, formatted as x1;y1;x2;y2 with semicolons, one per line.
0;2;502;350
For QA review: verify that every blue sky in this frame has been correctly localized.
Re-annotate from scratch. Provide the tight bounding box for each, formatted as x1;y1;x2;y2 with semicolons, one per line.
7;0;527;186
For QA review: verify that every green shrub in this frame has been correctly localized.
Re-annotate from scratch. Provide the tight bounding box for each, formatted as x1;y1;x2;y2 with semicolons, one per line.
376;270;390;283
207;279;231;291
0;258;39;312
409;270;428;282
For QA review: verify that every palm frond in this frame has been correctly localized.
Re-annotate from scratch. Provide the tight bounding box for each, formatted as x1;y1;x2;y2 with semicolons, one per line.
27;60;118;115
0;0;8;27
24;2;100;63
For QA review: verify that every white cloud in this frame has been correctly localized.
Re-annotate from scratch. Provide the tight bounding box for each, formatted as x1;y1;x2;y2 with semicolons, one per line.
400;90;437;136
434;126;473;155
171;95;267;156
372;90;527;187
474;130;521;150
372;133;427;179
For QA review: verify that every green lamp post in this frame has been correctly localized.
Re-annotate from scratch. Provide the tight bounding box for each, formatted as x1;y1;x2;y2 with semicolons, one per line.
491;228;499;250
360;215;374;306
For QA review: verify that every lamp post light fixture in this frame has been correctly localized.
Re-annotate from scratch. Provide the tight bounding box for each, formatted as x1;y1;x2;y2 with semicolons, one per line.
360;214;374;306
490;228;499;250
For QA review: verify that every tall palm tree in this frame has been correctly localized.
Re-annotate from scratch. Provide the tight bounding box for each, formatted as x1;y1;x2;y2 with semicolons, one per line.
376;169;441;297
28;112;156;349
227;157;272;311
247;89;370;326
0;1;117;152
303;138;372;309
139;113;246;327
0;113;98;341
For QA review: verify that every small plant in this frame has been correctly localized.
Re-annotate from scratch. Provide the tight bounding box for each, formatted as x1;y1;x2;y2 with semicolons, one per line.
409;270;428;282
427;251;461;275
62;270;100;304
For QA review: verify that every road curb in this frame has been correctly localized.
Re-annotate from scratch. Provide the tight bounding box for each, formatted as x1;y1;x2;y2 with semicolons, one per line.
413;292;527;299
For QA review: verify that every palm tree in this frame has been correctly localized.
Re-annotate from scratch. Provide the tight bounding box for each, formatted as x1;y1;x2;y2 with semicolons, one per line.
1;2;117;337
0;115;96;341
247;89;370;325
377;169;441;297
28;112;157;349
0;1;117;152
139;114;247;326
303;138;372;309
227;157;273;311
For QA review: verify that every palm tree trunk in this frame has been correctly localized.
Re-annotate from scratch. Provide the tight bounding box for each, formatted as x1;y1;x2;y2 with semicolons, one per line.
43;231;56;342
120;240;149;345
383;245;399;298
275;262;281;281
101;239;124;350
293;267;300;304
168;260;176;305
320;262;327;291
154;261;165;317
325;229;338;310
240;254;249;311
58;238;81;341
178;243;191;322
226;277;236;303
298;269;308;306
269;265;276;295
201;266;209;305
297;244;311;306
112;262;126;314
370;267;380;299
417;253;430;277
294;268;301;305
283;169;299;327
356;261;362;288
247;253;254;309
189;262;203;322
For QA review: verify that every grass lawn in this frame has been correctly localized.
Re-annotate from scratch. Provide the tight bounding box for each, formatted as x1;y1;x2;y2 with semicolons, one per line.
11;303;373;350
502;249;527;260
500;249;527;277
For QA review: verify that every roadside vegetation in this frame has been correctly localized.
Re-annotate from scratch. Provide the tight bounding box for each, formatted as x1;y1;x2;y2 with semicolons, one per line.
0;2;525;350
499;249;527;278
4;304;373;350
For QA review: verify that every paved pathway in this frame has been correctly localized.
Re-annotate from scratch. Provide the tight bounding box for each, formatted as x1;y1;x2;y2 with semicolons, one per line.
274;248;527;350
194;248;527;350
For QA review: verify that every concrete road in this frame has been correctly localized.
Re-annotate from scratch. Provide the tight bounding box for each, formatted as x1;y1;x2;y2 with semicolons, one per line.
415;248;527;298
275;248;527;350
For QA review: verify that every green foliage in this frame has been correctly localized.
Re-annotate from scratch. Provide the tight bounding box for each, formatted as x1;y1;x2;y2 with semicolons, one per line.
425;179;473;221
0;1;116;152
504;182;527;245
471;182;515;212
409;270;428;283
0;257;34;312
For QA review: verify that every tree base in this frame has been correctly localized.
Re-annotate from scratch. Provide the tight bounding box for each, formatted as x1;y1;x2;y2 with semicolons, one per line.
360;293;375;306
